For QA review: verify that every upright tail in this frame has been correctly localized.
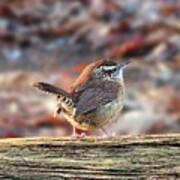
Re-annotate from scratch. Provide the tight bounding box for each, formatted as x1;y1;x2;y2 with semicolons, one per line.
34;82;74;116
33;82;71;98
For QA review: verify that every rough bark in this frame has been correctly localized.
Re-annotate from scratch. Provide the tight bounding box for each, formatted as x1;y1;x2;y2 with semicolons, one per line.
0;134;179;179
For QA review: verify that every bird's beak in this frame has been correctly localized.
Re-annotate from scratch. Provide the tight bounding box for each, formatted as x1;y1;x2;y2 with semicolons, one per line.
117;60;131;70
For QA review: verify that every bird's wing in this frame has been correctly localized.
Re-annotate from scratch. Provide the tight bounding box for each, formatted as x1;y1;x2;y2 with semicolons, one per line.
74;81;120;115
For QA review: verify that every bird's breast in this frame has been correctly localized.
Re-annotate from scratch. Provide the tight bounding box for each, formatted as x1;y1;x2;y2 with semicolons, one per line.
74;87;124;130
61;82;125;130
99;91;124;125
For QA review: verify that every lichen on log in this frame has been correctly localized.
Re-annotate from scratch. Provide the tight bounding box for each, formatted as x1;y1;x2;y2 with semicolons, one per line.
0;134;179;179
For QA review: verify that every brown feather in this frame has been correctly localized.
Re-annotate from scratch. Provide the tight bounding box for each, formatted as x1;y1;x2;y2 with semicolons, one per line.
34;59;126;131
71;60;102;93
74;80;121;115
34;82;71;98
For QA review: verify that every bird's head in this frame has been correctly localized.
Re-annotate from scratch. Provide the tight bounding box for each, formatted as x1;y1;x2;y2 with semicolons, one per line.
92;60;130;82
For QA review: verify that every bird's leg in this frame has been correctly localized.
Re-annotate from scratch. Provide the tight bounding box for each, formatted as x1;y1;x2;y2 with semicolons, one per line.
72;127;87;138
100;127;109;138
72;126;77;137
99;127;115;138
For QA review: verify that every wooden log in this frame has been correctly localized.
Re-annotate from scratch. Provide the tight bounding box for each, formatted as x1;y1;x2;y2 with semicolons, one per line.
0;134;179;179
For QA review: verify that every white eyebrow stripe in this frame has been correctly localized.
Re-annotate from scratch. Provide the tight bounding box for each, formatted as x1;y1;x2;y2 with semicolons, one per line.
102;66;116;71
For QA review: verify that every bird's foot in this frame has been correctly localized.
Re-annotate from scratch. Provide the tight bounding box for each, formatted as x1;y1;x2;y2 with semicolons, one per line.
71;127;87;139
97;128;116;139
72;132;87;139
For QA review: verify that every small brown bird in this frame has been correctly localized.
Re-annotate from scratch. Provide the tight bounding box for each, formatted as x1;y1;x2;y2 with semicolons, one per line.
34;59;130;136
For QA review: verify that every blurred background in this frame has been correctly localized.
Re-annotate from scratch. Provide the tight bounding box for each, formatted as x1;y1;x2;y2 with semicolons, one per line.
0;0;179;137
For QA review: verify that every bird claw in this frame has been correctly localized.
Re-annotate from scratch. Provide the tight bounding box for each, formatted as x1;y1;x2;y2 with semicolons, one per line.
97;130;116;139
71;127;87;139
72;132;87;139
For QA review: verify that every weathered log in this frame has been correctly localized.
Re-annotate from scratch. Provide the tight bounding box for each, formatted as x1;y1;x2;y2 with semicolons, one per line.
0;134;179;179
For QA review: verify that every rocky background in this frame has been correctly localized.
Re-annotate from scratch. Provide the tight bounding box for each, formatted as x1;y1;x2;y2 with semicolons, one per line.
0;0;179;137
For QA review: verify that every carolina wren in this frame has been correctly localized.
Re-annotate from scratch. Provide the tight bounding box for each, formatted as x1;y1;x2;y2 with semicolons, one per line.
34;59;130;136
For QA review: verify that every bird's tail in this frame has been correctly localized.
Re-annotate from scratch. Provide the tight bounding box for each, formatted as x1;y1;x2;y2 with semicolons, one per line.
34;82;74;116
34;82;71;98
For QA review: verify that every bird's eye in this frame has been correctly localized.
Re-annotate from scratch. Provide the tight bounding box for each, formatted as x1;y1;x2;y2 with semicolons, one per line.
103;68;116;75
106;70;113;76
